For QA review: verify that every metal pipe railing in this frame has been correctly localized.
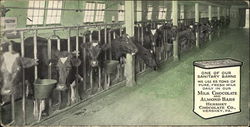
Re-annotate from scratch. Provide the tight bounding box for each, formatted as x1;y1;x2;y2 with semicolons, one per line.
3;6;124;12
1;23;124;33
135;20;172;24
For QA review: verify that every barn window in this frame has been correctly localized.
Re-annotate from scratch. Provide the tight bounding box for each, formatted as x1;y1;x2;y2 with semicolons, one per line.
147;6;153;20
95;3;105;22
46;0;63;24
158;7;167;20
84;3;95;22
84;3;105;23
136;1;142;21
118;4;125;21
26;0;45;25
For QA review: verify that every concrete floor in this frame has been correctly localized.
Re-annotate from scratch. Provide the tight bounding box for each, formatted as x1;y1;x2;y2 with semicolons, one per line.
11;28;250;125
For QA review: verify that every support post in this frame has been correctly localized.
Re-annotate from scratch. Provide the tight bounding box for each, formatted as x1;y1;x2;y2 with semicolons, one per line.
75;27;79;99
76;28;79;57
172;1;179;61
227;7;230;17
141;24;146;71
195;3;200;48
34;30;38;79
82;34;86;91
89;31;92;42
57;38;60;51
125;1;136;86
103;27;107;89
11;94;15;124
98;29;101;91
208;5;212;22
217;7;221;37
48;39;52;79
180;4;185;19
208;5;212;41
67;29;71;52
33;30;38;121
20;31;26;125
108;30;112;59
217;7;220;20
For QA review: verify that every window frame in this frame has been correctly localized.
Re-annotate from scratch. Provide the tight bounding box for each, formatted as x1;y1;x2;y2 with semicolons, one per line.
118;4;125;22
26;0;64;26
95;3;105;22
46;0;63;25
147;6;153;20
158;7;167;20
83;2;106;23
83;2;96;23
26;0;46;26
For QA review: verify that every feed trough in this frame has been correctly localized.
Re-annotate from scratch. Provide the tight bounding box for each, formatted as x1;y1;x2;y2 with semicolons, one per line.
34;79;57;99
104;60;119;74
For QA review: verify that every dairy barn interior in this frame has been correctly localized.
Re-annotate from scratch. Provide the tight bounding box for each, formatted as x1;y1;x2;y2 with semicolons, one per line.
0;0;249;126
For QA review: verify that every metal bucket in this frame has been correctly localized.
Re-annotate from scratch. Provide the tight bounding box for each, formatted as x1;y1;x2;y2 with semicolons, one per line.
34;79;57;99
104;60;119;74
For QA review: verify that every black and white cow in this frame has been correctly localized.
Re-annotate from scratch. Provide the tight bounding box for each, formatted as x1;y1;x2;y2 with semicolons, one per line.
11;36;82;114
141;23;161;50
198;22;212;43
210;19;220;34
0;42;38;104
80;40;109;68
178;25;196;52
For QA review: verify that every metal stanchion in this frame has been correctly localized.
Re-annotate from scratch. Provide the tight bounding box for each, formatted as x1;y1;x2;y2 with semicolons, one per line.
20;31;26;125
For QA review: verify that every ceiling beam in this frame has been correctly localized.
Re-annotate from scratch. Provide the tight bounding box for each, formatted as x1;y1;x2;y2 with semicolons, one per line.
178;0;248;8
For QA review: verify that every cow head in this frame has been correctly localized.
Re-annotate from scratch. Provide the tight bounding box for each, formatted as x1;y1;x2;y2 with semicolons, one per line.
81;40;107;67
52;51;81;91
171;25;178;41
117;34;138;55
189;31;196;43
0;52;38;95
205;23;213;34
134;42;158;70
193;22;201;33
187;25;196;42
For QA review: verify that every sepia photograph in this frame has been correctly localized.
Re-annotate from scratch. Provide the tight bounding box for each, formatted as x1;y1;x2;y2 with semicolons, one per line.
0;0;249;126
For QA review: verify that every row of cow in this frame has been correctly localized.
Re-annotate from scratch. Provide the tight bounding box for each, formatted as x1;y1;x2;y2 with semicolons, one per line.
0;27;159;121
133;16;230;73
0;16;230;124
